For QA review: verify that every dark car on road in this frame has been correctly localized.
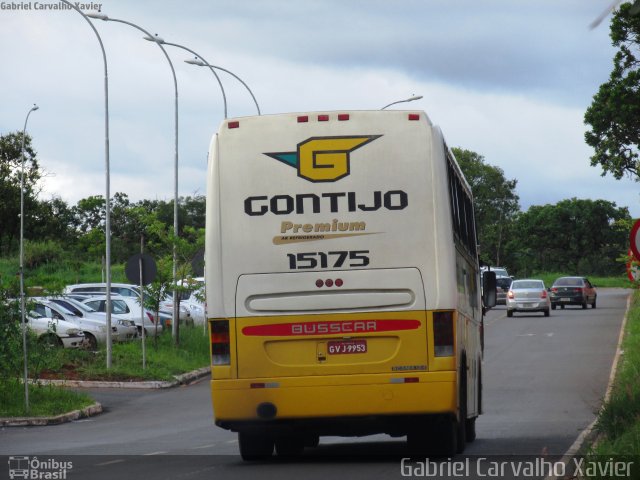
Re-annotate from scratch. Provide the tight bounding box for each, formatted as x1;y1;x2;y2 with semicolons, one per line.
550;276;597;310
496;276;513;305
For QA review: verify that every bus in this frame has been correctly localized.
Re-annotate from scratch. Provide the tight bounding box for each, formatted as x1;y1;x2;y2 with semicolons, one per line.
205;109;496;460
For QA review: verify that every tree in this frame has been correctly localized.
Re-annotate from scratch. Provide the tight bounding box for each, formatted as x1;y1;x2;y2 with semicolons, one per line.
0;132;41;255
508;198;631;276
30;197;76;246
585;2;640;180
452;148;520;266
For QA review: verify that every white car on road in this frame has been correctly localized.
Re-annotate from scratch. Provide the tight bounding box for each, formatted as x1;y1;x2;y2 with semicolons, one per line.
506;279;551;317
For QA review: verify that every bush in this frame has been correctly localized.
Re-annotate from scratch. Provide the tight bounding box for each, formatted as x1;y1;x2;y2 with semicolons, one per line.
24;240;65;269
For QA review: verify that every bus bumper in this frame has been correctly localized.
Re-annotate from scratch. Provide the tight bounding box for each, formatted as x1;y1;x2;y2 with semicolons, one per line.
211;372;456;431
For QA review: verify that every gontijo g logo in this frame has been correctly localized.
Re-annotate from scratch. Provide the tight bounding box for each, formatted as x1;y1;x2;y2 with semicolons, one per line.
265;135;382;182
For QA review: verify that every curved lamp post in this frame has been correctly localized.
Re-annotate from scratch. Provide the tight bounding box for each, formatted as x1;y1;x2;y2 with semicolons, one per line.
19;103;38;412
381;95;423;110
88;12;181;343
184;57;261;117
57;1;114;369
144;37;229;119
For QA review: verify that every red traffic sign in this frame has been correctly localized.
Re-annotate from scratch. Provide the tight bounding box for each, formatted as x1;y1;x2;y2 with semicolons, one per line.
631;219;640;261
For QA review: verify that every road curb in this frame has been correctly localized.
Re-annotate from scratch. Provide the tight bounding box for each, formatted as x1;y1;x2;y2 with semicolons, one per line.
32;366;211;390
0;402;103;427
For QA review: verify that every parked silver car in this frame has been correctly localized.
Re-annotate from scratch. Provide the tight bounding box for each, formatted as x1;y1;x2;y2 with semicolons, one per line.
506;279;551;317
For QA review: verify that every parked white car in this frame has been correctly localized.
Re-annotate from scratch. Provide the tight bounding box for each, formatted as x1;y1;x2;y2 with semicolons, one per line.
48;296;138;342
66;282;186;324
32;299;109;349
26;311;86;348
174;277;206;326
82;295;163;336
64;282;141;299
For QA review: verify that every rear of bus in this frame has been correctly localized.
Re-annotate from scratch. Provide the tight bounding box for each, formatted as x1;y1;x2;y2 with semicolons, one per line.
206;110;482;459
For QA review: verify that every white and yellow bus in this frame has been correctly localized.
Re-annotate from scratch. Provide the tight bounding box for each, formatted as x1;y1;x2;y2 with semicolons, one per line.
205;110;496;460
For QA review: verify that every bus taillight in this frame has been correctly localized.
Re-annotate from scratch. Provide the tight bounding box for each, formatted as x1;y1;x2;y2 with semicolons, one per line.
433;311;454;357
211;320;231;365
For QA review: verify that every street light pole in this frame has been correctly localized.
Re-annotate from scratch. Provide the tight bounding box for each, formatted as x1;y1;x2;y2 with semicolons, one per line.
88;13;181;343
184;57;261;117
19;103;38;413
58;0;113;368
145;38;229;119
381;95;423;110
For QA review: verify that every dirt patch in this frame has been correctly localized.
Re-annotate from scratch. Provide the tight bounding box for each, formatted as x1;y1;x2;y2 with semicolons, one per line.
38;364;147;382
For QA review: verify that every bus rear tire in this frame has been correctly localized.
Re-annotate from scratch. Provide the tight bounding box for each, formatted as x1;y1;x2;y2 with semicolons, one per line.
238;431;274;461
456;363;467;454
407;417;457;457
465;417;477;443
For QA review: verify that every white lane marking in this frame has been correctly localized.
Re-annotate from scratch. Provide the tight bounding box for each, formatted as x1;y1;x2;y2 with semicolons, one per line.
226;439;238;444
192;444;217;450
96;459;125;466
144;451;168;456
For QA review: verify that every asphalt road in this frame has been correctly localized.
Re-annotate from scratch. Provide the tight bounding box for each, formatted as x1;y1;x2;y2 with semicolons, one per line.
0;288;630;480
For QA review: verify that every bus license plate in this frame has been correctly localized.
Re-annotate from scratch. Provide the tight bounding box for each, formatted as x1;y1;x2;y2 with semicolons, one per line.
327;340;367;355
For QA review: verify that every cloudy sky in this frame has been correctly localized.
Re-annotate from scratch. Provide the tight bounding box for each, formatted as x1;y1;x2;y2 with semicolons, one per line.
2;0;639;217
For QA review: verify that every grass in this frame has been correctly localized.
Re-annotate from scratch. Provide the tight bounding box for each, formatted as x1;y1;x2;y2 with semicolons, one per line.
0;380;94;418
42;325;210;382
0;256;127;293
582;289;640;477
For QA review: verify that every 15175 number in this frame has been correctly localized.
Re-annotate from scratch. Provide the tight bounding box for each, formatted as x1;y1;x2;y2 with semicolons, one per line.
287;251;370;270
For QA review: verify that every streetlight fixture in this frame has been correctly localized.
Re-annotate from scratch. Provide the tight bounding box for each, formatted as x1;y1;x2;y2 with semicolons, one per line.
184;57;261;117
19;103;38;413
88;12;182;343
381;95;423;110
144;37;261;118
57;1;114;369
143;37;228;119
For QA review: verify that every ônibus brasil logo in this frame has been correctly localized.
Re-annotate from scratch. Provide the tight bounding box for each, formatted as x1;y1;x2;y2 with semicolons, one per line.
265;135;382;182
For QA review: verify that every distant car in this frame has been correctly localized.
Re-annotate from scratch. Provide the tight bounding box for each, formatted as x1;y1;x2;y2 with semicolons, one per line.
506;279;551;317
550;277;597;309
481;266;511;279
26;311;86;348
495;276;513;305
82;295;163;336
